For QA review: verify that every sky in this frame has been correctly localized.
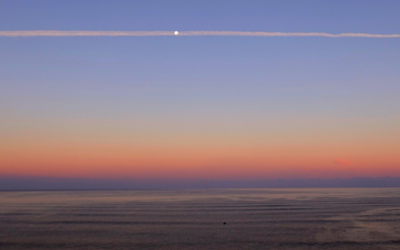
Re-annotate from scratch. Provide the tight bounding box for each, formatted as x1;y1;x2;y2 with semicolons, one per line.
0;0;400;188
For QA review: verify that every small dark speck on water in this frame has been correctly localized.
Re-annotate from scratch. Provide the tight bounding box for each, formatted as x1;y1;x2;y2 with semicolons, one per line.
223;222;226;225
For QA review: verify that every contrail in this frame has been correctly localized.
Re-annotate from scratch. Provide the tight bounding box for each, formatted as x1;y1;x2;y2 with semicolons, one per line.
1;30;400;38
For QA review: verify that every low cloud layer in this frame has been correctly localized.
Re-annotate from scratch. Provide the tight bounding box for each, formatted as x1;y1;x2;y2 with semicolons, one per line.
1;30;400;38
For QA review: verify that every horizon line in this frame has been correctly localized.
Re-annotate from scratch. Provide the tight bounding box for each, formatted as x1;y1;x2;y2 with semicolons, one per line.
1;30;400;38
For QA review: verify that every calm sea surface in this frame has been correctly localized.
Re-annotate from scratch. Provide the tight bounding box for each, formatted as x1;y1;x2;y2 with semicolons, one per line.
1;188;400;249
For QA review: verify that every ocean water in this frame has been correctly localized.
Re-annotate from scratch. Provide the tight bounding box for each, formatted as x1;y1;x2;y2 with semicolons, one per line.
1;188;400;249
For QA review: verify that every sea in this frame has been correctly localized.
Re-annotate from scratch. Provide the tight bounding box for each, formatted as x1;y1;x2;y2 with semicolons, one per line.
1;188;400;249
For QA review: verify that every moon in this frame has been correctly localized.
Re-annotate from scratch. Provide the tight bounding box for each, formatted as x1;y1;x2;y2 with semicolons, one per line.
174;31;179;35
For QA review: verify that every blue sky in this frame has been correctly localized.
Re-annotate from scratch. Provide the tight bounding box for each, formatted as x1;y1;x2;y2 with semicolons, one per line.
1;1;399;97
1;0;400;33
1;1;400;188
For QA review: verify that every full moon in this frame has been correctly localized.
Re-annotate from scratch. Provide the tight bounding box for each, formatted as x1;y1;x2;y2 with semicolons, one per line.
174;31;179;35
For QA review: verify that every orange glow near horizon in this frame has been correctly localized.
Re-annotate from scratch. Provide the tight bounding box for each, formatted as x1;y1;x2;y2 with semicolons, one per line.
2;134;399;179
1;102;399;180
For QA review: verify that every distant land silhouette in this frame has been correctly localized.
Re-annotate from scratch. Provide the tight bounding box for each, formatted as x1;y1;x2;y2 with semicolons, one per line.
1;177;400;190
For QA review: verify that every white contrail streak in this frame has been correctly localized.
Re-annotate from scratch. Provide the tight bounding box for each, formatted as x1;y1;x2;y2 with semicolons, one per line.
1;30;400;38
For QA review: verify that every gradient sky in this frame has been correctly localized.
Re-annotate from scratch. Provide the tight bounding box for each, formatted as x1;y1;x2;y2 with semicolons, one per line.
1;0;400;182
